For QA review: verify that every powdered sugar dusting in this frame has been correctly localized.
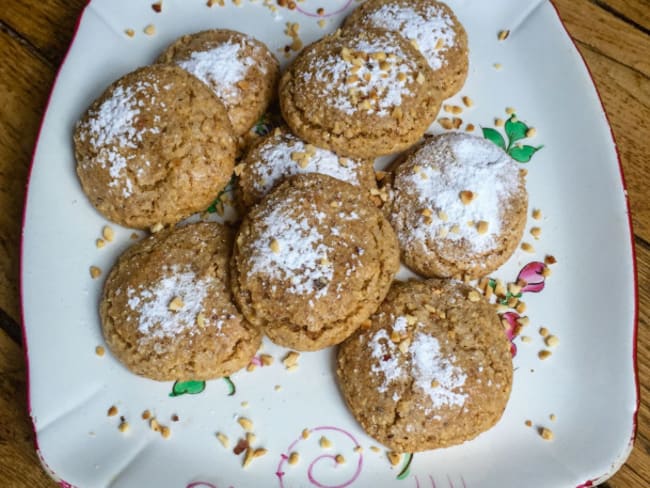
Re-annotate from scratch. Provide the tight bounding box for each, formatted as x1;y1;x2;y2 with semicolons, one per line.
80;78;164;198
395;133;520;253
254;133;361;195
127;265;214;341
303;34;416;116
366;4;456;70
248;200;334;298
176;39;259;104
409;332;467;410
370;328;403;393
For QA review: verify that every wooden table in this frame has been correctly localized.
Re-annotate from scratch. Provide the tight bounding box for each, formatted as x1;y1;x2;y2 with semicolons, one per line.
0;0;648;486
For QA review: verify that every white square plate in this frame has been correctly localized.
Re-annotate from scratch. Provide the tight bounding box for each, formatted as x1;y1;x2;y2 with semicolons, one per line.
21;1;637;487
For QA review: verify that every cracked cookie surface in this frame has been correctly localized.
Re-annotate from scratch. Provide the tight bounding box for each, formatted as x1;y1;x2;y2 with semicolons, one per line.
337;279;513;452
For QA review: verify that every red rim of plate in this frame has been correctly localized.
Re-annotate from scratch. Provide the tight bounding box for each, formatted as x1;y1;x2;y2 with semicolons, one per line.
18;1;640;486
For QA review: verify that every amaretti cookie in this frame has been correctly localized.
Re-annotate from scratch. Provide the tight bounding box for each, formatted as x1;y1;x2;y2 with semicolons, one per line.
74;65;237;229
337;279;513;452
279;28;441;159
343;0;469;99
100;223;261;381
236;126;377;208
231;174;400;351
386;133;527;278
158;29;280;136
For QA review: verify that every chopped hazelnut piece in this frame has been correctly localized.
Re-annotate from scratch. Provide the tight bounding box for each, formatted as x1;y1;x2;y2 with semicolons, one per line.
530;227;542;239
498;30;510;41
143;24;156;36
525;420;533;427
532;208;542;220
95;345;105;356
141;410;151;420
283;351;300;369
459;190;475;205
521;242;534;253
526;128;537;138
289;451;300;464
545;335;560;347
168;296;184;311
270;238;281;254
125;28;135;38
238;417;254;431
538;350;552;360
539;427;554;440
96;239;105;249
494;118;504;127
462;96;474;108
217;432;229;448
118;421;130;433
387;451;401;466
476;220;489;234
301;428;310;439
107;405;118;417
319;436;332;449
335;454;345;464
90;266;102;279
544;255;557;265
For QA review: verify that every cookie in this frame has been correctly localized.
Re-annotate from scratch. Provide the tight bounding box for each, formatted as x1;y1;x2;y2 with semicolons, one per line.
386;132;527;279
231;173;400;351
74;65;237;229
236;126;377;208
157;29;280;136
100;223;261;381
337;279;513;452
279;28;441;159
343;0;469;99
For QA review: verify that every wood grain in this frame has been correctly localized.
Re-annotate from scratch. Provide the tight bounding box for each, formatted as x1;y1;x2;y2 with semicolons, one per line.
0;0;647;486
0;27;55;324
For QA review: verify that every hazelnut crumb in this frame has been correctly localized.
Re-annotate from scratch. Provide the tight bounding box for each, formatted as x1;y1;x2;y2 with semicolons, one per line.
283;351;300;369
370;446;381;453
530;227;542;239
118;421;130;433
539;427;554;440
95;345;105;356
542;266;552;277
107;405;118;417
494;118;504;127
476;220;489;235
544;255;557;265
143;24;156;36
545;335;560;347
319;436;332;449
171;414;179;422
520;242;534;253
387;451;401;466
217;432;229;448
124;28;135;38
242;448;254;468
141;410;151;420
498;30;510;41
260;354;274;366
532;208;542;220
241;401;249;408
238;417;254;432
465;123;475;132
96;239;105;249
525;420;533;427
301;428;310;439
289;451;300;465
246;363;256;372
520;336;532;343
150;418;160;432
526;128;537;138
515;301;527;313
161;426;171;439
538;350;552;360
90;266;102;279
539;327;549;337
168;296;185;311
253;448;267;458
459;190;475;205
462;96;474;108
467;290;481;302
505;107;516;115
550;414;557;422
438;117;454;130
335;454;345;464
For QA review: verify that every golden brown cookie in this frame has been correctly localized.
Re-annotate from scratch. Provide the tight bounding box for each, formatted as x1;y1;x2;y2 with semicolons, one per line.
343;0;469;99
231;174;400;351
100;223;261;381
386;132;527;279
157;29;280;136
236;126;377;208
279;28;442;159
74;65;236;229
337;279;513;452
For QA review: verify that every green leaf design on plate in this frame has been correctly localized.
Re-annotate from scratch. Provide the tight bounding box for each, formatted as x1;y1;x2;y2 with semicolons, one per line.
505;115;529;146
169;380;206;397
509;145;543;163
482;128;506;150
224;376;236;396
488;278;497;290
206;173;237;213
396;453;414;480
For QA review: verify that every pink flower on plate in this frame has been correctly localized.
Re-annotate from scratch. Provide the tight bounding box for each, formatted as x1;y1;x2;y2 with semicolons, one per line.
500;311;520;357
517;261;547;293
576;481;593;488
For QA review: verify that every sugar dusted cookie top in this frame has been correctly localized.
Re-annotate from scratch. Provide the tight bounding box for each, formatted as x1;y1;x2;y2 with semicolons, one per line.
236;126;376;208
337;279;513;452
74;64;236;229
343;0;469;98
101;223;261;381
231;173;400;351
387;132;527;279
158;29;279;136
280;28;441;159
